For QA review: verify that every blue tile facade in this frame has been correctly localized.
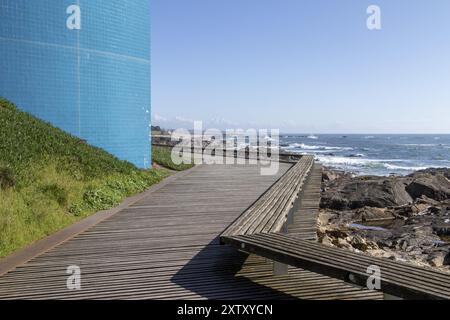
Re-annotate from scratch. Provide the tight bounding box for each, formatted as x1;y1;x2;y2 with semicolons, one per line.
0;1;151;168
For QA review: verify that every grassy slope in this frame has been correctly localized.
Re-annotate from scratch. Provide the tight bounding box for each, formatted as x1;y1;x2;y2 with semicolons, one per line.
152;145;194;171
0;98;171;257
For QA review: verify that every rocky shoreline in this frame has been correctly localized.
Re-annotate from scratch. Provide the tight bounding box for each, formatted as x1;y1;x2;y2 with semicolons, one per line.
318;167;450;273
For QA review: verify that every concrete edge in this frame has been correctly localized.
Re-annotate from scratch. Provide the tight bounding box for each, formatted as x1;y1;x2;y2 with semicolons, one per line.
0;165;200;277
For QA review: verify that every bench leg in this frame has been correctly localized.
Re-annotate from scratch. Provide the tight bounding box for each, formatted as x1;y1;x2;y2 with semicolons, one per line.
273;261;289;276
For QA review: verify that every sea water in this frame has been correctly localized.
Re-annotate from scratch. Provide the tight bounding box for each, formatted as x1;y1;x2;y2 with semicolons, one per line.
280;134;450;176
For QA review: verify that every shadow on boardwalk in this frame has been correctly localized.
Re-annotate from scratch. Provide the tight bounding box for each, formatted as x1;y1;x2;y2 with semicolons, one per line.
171;236;297;300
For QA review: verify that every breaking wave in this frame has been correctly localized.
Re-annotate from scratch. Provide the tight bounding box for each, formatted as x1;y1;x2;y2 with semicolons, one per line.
315;155;450;175
279;134;450;176
285;143;353;151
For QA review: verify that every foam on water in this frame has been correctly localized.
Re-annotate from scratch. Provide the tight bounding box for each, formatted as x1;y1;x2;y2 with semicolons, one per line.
285;143;353;151
280;134;450;176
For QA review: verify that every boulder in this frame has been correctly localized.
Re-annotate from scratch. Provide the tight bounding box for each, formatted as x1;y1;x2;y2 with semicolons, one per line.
321;168;450;211
393;205;417;218
336;238;353;250
321;235;334;247
357;207;394;221
428;252;446;267
445;251;450;266
350;235;368;251
326;229;349;239
406;171;450;201
322;168;348;182
318;212;338;225
321;176;413;210
416;195;441;206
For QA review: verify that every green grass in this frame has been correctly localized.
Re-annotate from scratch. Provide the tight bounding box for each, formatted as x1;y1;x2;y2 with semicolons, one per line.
152;145;194;171
0;98;171;257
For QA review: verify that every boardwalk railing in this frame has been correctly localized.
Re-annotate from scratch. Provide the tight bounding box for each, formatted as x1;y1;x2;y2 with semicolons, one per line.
152;143;303;163
220;157;450;300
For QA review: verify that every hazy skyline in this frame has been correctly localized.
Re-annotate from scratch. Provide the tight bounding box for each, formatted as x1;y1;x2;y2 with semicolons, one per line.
151;0;450;134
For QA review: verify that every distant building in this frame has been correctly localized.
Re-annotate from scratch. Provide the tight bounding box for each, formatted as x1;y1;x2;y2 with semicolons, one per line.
0;1;151;168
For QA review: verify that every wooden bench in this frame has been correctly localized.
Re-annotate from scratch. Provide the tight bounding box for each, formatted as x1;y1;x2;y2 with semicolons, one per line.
221;155;315;237
220;157;450;300
223;233;450;300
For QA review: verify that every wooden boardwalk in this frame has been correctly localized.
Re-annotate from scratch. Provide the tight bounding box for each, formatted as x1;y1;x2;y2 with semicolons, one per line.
0;163;382;300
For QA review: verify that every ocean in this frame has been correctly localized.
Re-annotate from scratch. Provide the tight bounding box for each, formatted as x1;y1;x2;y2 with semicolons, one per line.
279;134;450;176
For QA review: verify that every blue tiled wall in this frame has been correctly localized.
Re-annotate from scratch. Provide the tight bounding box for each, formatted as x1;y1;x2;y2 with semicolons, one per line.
0;1;151;168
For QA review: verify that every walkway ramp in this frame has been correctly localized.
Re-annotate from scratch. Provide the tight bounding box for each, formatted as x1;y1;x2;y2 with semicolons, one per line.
0;163;381;300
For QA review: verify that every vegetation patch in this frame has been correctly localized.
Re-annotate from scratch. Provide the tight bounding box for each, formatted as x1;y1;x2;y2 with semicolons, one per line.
152;145;194;171
0;98;171;257
0;167;16;190
39;183;69;207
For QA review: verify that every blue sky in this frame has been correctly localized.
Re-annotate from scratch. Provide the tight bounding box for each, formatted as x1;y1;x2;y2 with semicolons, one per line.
151;0;450;133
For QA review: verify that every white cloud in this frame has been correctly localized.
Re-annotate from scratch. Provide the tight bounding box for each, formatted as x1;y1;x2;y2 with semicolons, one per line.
152;113;168;122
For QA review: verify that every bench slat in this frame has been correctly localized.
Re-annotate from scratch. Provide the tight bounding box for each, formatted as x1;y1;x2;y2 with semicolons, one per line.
222;233;450;300
261;159;312;233
224;161;303;235
221;156;314;237
245;159;310;234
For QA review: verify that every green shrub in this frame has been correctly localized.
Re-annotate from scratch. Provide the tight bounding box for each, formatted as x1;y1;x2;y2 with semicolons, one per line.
152;146;194;171
82;186;122;210
0;97;17;111
39;183;68;206
68;203;83;217
0;167;16;189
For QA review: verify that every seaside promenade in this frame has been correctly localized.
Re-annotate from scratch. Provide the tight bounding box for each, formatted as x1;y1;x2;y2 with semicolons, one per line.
0;163;381;300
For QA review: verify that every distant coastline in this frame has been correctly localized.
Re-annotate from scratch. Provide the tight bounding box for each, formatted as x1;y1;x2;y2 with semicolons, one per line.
152;130;450;176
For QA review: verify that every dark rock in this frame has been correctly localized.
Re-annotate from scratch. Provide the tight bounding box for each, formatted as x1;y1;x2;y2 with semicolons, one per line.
377;239;394;248
428;206;441;214
322;168;348;183
321;167;450;211
320;167;450;271
406;170;450;201
428;251;449;267
416;195;441;206
326;229;349;239
322;196;349;210
357;207;394;221
434;224;450;237
321;176;413;210
350;235;368;251
445;251;450;266
393;205;416;218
